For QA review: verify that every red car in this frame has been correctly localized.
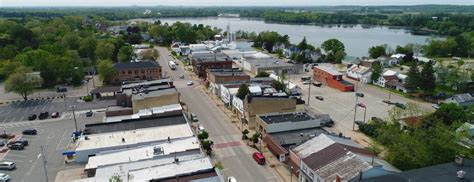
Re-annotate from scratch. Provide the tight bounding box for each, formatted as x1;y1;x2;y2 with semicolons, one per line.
252;152;266;165
51;112;60;118
357;103;366;108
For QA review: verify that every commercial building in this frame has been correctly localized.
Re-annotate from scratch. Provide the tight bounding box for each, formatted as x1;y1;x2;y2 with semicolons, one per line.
74;124;194;162
255;112;326;135
104;104;182;122
190;51;232;78
111;61;162;85
84;137;201;177
346;64;372;83
207;69;250;95
242;57;303;75
289;133;399;182
243;95;298;129
314;66;354;92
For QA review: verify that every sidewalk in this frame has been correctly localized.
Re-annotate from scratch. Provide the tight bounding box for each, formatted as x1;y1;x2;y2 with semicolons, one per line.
200;86;295;182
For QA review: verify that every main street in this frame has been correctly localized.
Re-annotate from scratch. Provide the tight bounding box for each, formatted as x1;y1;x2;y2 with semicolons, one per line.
155;47;281;182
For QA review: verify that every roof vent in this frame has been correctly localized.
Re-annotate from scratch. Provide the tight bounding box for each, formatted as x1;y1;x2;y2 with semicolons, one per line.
122;138;125;143
457;170;466;179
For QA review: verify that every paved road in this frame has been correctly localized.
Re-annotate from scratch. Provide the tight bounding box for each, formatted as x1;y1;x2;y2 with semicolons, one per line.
0;111;104;182
0;97;114;124
155;46;281;182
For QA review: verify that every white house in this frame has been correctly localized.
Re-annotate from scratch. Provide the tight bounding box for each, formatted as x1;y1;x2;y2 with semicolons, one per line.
346;65;372;83
375;70;398;87
220;85;239;104
376;56;399;67
375;70;408;93
391;53;405;60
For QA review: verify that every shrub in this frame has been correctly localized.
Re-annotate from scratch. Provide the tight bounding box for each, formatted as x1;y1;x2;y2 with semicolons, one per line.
82;95;93;102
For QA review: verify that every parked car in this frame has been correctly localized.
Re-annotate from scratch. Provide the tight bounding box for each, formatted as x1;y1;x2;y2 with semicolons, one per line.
191;113;198;122
0;173;10;182
0;141;4;147
395;103;406;109
371;117;384;123
85;110;93;117
315;96;324;101
51;112;60;118
10;140;28;146
227;176;237;182
187;81;194;86
312;81;322;87
356;92;365;97
322;119;334;127
357;103;366;108
8;143;24;150
22;129;37;135
252;152;266;165
432;104;440;109
0;162;16;170
56;87;68;92
303;80;311;85
38;112;49;120
0;134;14;139
179;74;184;79
28;114;37;121
198;125;205;132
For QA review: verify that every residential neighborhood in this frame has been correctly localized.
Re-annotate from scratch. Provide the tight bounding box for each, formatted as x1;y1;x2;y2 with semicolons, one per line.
0;2;474;182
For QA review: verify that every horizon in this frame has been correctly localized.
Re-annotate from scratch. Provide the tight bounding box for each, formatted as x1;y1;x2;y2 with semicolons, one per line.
1;0;473;7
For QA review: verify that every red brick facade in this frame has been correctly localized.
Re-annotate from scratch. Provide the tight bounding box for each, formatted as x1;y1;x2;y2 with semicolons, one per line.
313;67;354;92
192;60;233;78
111;67;161;85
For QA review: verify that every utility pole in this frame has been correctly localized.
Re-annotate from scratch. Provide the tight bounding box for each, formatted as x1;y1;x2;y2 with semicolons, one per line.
352;95;359;131
85;80;89;96
363;106;367;123
71;105;78;132
40;145;49;182
306;78;312;106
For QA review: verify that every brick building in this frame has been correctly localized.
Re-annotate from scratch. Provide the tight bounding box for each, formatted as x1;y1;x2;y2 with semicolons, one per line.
313;66;354;92
191;52;232;78
243;95;297;129
207;69;250;95
111;61;161;85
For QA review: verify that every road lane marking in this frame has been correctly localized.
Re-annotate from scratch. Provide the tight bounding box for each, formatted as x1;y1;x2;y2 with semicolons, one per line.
8;117;15;123
56;129;69;150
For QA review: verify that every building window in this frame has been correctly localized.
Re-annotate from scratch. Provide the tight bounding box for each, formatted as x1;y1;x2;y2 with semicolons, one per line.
128;71;132;74
135;70;139;74
141;69;145;73
122;71;125;74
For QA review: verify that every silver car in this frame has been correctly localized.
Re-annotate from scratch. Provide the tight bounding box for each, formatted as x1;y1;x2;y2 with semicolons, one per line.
0;173;10;182
0;162;15;170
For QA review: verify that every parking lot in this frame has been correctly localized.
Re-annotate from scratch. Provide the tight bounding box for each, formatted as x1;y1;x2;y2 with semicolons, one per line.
0;112;104;182
0;97;114;124
292;72;434;134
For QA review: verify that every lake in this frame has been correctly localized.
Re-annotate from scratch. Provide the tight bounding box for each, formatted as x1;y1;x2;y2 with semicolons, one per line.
136;17;437;57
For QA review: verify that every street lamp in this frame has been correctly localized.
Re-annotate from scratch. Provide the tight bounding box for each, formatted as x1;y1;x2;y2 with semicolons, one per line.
290;166;293;182
70;105;78;132
306;77;312;106
352;94;360;131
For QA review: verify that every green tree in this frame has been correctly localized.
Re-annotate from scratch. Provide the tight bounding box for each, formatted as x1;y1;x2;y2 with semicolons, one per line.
61;33;80;50
242;129;249;140
118;45;133;62
370;62;382;83
251;133;260;146
321;39;345;54
4;70;43;100
405;63;420;93
236;83;250;99
78;36;97;60
140;49;160;60
368;44;387;58
334;50;346;64
419;61;436;94
97;60;114;85
198;131;209;141
272;80;286;92
95;42;115;60
432;103;468;126
255;72;270;77
297;37;308;50
202;140;214;156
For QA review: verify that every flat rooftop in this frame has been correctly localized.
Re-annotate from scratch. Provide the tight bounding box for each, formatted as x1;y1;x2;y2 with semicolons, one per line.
191;52;230;62
131;87;178;101
316;66;342;76
270;128;326;149
92;153;204;182
105;104;183;123
128;157;214;182
259;112;314;124
121;79;173;90
87;114;187;134
209;70;248;77
76;124;194;151
245;58;297;68
85;137;200;170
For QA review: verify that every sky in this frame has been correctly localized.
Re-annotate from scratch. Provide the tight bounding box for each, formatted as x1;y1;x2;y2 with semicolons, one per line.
0;0;473;7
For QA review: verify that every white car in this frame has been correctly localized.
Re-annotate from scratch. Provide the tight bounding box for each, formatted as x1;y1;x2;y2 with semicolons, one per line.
0;173;10;182
0;161;15;170
432;104;440;109
198;125;205;132
227;176;237;182
187;81;194;86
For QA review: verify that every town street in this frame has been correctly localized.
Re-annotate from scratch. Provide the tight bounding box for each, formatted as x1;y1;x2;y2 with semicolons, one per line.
155;46;281;182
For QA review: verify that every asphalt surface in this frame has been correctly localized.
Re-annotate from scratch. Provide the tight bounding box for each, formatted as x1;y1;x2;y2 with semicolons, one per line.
155;46;281;182
0;97;114;124
0;111;104;182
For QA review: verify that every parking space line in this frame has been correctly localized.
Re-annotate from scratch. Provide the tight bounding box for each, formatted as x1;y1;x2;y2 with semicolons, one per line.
6;153;27;158
8;117;15;123
6;109;12;114
2;118;7;123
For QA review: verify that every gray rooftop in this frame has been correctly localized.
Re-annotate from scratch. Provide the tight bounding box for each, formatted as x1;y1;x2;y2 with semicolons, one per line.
245;58;298;68
259;112;314;124
121;79;173;90
84;115;187;134
208;69;249;77
131;87;178;101
270;128;326;149
191;52;231;62
451;93;474;103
